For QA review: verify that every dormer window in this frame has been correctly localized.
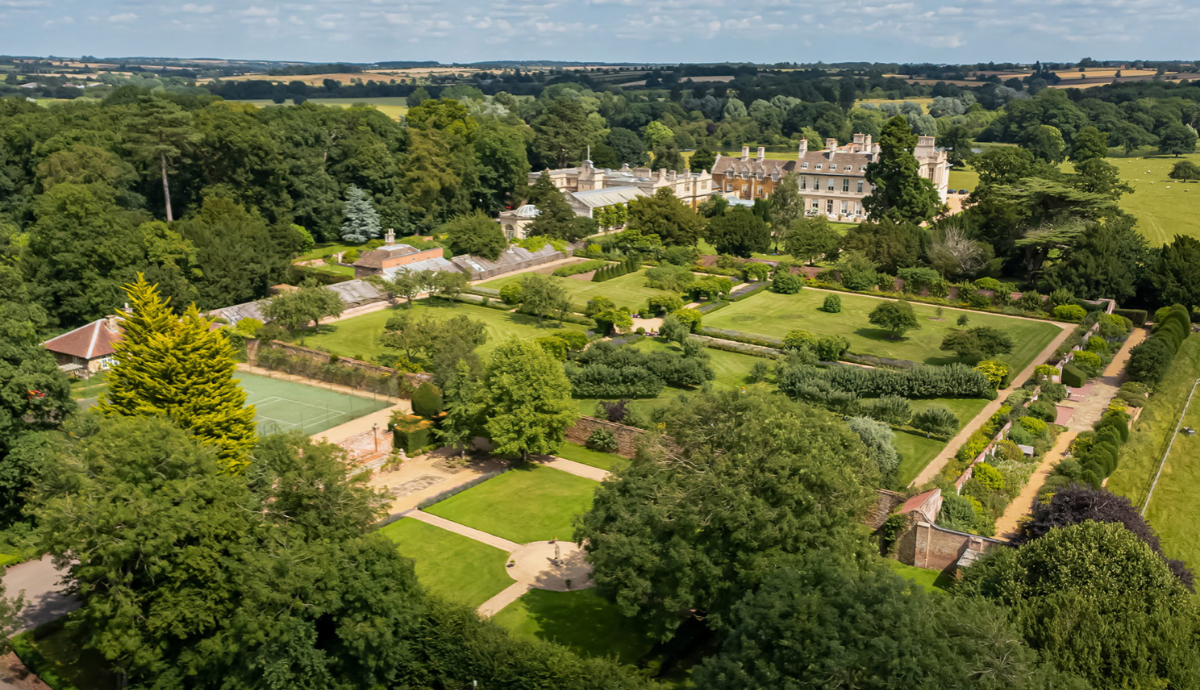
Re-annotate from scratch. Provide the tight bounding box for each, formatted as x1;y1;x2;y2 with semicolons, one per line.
830;164;837;171
801;162;809;170
860;165;868;171
816;164;823;171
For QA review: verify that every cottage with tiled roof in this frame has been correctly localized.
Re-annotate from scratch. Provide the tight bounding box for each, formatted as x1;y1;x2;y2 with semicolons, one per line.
351;229;447;279
42;315;124;378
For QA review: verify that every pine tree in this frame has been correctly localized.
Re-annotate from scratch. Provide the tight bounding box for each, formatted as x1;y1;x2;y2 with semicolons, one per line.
340;185;382;243
100;278;257;472
863;116;943;224
99;274;178;418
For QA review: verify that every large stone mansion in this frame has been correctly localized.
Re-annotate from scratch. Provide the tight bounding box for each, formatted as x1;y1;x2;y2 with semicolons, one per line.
711;134;951;221
498;133;949;234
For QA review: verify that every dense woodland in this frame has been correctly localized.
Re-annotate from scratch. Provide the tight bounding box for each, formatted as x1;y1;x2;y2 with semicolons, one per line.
2;60;1200;688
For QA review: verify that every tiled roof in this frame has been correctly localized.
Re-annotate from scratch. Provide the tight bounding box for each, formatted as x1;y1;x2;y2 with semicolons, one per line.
712;150;873;178
380;256;459;279
42;318;123;360
354;244;422;269
569;186;648;208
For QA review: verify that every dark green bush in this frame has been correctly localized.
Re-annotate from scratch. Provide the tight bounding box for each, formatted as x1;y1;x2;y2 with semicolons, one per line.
1114;308;1148;327
1027;399;1057;423
412;382;444;418
822;294;842;313
1061;363;1086;388
586;428;618;452
770;272;804;294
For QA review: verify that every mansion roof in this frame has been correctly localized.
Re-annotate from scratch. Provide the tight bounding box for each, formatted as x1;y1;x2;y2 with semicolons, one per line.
712;150;874;180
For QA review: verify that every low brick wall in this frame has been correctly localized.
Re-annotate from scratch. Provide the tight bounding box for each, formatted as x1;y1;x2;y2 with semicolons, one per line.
896;520;1006;572
565;416;646;458
866;489;906;531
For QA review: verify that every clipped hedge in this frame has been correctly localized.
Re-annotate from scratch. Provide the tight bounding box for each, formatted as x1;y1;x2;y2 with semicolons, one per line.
390;414;435;454
1061;363;1086;388
696;301;731;315
729;282;769;302
698;326;785;349
554;259;609;277
841;351;918;370
778;362;997;401
1114;308;1148;327
691;335;781;359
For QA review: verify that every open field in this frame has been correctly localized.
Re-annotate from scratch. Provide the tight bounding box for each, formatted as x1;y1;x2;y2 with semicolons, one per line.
302;300;590;363
226;97;409;120
704;289;1062;372
236;371;391;435
1094;150;1200;246
424;465;598;544
1108;337;1200;568
492;589;655;664
479;269;677;312
554;442;629;472
378;518;513;608
857;97;933;112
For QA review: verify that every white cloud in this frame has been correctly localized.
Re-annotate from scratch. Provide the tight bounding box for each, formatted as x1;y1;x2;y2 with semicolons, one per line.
108;12;137;22
315;12;342;28
242;5;276;16
181;3;214;12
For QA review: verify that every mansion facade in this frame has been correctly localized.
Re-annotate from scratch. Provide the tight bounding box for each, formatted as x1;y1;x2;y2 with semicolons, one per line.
711;134;951;221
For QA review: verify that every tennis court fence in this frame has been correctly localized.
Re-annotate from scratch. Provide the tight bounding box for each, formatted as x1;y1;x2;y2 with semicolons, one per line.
248;339;430;399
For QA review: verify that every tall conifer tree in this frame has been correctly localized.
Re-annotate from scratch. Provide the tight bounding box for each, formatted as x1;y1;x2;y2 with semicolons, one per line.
100;278;257;471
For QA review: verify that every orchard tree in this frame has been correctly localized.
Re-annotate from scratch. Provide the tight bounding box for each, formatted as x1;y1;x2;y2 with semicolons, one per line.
862;116;942;224
577;390;877;639
475;339;576;462
911;406;960;439
340;184;382;243
705;207;770;257
868;299;920;338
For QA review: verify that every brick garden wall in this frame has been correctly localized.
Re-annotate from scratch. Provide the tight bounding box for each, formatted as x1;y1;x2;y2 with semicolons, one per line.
247;339;431;391
866;489;906;531
897;521;1006;572
565;416;646;458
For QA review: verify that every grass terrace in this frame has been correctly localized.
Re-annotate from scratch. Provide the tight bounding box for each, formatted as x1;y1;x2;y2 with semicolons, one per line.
554;442;629;472
491;589;655;664
424;465;598;544
704;288;1062;372
478;269;676;312
377;518;513;609
1109;337;1200;569
887;560;953;593
301;300;589;363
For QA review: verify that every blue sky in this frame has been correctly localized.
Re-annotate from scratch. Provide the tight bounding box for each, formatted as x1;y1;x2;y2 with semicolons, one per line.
4;0;1198;65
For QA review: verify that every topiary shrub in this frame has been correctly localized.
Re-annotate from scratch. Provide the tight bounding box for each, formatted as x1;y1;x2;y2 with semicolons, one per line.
1028;399;1057;423
1034;364;1058;381
412;382;444;418
390;414;434;454
822;294;842;313
586;427;618;453
1073;350;1102;374
1086;336;1109;353
783;329;817;351
1019;416;1049;438
1061;363;1086;388
974;360;1009;389
1053;304;1087;322
815;335;851;361
770;271;803;294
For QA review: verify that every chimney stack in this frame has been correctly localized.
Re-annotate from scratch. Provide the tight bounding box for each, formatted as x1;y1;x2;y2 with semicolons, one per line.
825;138;837;152
757;146;765;161
741;145;750;161
864;134;872;150
798;139;808;157
385;228;395;245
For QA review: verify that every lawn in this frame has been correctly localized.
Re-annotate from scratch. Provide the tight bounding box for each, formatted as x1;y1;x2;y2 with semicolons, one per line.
377;518;513;608
479;269;676;312
893;430;948;487
491;589;655;665
1109;337;1200;568
887;560;953;593
555;442;629;472
705;288;1062;372
948;167;979;192
298;242;364;261
424;465;599;544
301;300;589;363
71;371;108;408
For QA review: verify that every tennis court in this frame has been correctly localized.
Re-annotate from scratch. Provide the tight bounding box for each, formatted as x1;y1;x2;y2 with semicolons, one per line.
236;372;392;436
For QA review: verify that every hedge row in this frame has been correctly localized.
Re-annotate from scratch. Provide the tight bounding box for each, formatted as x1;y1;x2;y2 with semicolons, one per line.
698;326;785;349
696;301;730;315
592;257;640;282
729;282;768;302
1127;304;1191;385
1114;308;1148;327
778;362;997;401
842;351;919;370
554;259;609;277
465;286;501;297
691;335;781;359
1074;409;1132;486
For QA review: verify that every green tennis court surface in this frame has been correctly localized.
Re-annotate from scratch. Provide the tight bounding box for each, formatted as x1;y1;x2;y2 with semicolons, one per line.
236;372;392;436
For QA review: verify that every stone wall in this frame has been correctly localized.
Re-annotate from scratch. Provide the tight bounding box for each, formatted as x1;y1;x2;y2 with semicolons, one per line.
866;489;906;530
565;416;646;458
896;520;1006;572
247;339;431;392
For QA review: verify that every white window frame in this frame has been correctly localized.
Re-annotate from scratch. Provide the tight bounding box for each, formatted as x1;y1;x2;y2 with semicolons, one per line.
842;178;850;193
857;180;864;194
